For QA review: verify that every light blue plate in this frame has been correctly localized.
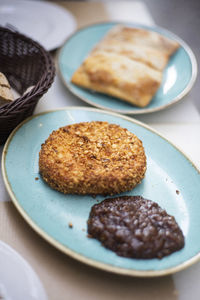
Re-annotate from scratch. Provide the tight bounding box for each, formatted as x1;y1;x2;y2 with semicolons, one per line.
2;107;200;277
57;22;197;114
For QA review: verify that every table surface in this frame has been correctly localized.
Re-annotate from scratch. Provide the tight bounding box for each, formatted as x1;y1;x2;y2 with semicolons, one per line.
0;1;200;300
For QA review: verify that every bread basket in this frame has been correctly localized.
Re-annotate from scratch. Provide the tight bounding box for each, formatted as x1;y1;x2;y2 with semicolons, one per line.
0;26;55;144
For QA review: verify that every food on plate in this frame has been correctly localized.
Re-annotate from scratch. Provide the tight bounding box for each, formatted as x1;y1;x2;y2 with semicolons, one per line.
71;52;162;108
39;121;146;195
0;72;14;106
87;196;185;259
94;25;180;71
71;25;179;107
93;40;169;72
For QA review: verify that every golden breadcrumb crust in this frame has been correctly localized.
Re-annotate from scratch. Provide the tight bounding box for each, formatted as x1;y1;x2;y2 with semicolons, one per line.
39;121;146;195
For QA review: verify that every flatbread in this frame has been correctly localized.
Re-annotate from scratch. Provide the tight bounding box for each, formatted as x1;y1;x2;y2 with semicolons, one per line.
71;25;179;107
71;51;162;107
93;40;168;71
101;26;179;57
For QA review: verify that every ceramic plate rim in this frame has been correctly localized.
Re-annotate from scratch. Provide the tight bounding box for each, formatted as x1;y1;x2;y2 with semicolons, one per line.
57;21;198;115
0;0;77;51
0;240;47;300
2;107;200;277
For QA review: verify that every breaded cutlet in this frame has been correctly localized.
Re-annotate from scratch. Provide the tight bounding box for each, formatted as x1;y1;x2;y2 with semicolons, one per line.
39;121;146;195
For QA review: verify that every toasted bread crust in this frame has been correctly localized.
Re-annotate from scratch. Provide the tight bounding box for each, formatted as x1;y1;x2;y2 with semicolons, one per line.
71;52;162;107
39;121;146;195
71;26;179;107
0;72;14;106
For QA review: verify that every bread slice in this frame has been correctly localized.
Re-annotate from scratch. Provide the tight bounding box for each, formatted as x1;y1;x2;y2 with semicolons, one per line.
0;72;14;106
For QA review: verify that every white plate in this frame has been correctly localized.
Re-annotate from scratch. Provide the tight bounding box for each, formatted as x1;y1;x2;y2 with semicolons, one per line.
0;0;76;51
0;241;47;300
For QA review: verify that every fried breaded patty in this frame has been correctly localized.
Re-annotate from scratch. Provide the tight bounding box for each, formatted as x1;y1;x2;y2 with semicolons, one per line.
39;121;146;195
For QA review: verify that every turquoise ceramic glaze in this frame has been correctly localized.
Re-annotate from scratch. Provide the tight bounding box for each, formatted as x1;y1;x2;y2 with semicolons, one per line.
2;108;200;276
58;22;197;114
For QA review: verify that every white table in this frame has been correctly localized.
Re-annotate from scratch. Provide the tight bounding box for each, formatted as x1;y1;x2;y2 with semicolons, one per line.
0;2;200;300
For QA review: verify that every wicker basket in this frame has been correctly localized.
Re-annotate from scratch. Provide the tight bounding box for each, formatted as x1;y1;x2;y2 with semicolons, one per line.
0;26;55;144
